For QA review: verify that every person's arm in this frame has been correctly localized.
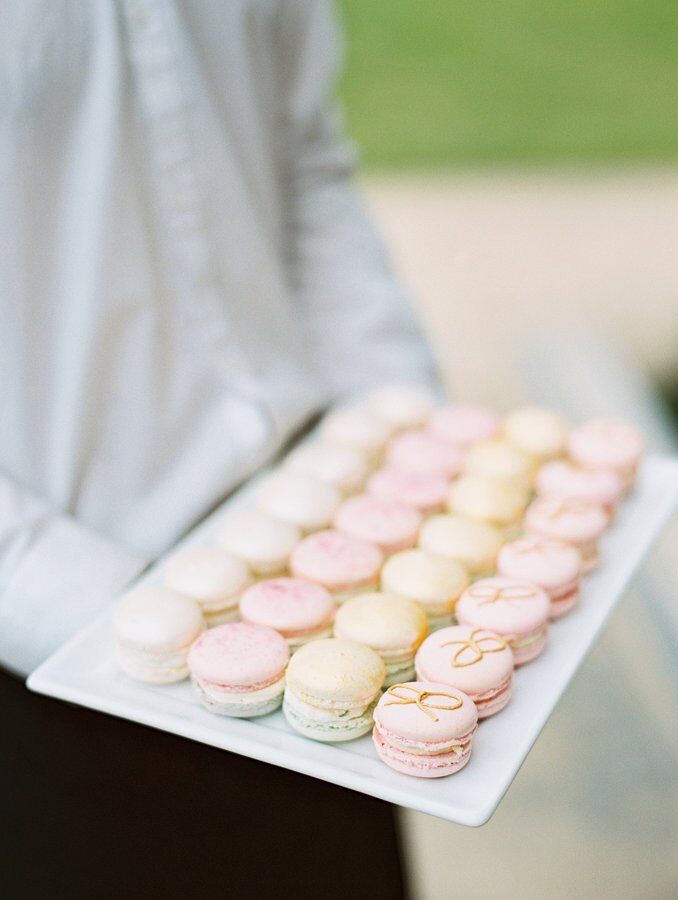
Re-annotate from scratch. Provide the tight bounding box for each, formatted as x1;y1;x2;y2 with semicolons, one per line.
0;474;147;677
280;1;439;400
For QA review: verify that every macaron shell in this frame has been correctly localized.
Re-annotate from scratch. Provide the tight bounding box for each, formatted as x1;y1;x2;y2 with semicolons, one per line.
374;681;477;744
334;593;429;655
536;461;624;506
427;404;499;447
163;546;252;604
381;549;469;611
187;622;289;689
463;440;535;484
419;514;503;573
285;442;369;494
195;675;285;718
216;511;300;573
290;530;383;591
503;407;568;459
367;384;434;430
372;727;472;778
239;578;335;636
114;586;204;653
386;430;464;478
415;625;514;696
367;466;449;513
321;408;393;456
284;694;378;742
497;536;582;590
568;418;643;471
448;475;529;526
334;494;422;554
524;497;609;543
257;471;341;532
285;638;385;709
456;577;551;635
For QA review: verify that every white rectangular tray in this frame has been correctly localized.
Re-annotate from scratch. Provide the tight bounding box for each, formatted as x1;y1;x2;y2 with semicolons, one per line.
28;455;678;826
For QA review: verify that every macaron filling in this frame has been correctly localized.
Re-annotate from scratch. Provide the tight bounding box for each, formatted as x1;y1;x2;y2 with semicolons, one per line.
284;694;378;741
374;720;477;757
372;728;473;777
194;675;286;717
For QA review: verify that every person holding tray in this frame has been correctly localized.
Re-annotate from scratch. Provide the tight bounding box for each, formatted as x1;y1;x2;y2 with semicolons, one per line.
0;2;435;896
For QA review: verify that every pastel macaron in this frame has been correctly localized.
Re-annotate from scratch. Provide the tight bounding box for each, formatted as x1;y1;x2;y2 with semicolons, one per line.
285;442;369;495
114;586;204;683
367;466;449;514
567;418;643;490
418;514;503;578
381;548;469;630
427;403;499;448
448;473;530;534
290;530;384;604
187;622;289;717
536;460;624;512
333;493;422;554
372;681;478;778
239;578;336;651
455;577;550;665
385;430;464;479
284;638;385;742
163;545;253;625
216;510;300;577
503;407;569;462
524;497;609;573
367;383;435;431
463;439;535;488
497;535;583;619
321;407;393;465
334;592;429;686
416;625;514;719
257;470;341;533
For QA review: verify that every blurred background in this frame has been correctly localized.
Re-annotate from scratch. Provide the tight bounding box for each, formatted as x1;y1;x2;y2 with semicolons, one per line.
336;2;678;897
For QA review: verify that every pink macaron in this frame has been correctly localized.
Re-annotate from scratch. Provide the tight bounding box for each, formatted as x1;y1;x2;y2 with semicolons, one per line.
372;681;478;778
290;530;384;604
567;418;643;491
535;460;624;512
497;536;582;619
455;577;550;665
415;625;514;719
239;578;336;651
187;622;289;717
333;494;422;555
427;404;499;449
367;466;449;514
385;430;464;479
524;497;610;573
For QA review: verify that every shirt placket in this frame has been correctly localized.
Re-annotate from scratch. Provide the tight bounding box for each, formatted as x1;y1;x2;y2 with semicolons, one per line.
122;0;249;371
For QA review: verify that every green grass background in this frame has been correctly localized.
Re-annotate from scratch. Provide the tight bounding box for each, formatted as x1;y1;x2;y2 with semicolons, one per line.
338;1;678;169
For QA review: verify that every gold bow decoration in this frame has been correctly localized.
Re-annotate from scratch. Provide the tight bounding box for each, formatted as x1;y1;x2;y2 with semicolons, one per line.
441;628;507;667
467;583;537;606
384;684;462;722
511;536;569;555
537;498;596;520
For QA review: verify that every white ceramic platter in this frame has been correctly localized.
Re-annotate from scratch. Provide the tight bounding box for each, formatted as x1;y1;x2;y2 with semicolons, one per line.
28;455;678;826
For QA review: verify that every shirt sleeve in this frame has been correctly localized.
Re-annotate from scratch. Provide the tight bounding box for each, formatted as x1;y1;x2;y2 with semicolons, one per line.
279;1;440;400
0;474;148;677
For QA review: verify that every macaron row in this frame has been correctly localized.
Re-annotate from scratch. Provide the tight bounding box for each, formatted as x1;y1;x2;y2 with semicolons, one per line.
112;385;643;780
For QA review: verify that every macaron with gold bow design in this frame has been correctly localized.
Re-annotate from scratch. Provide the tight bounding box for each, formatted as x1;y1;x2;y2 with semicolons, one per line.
497;535;583;620
415;625;514;718
455;577;550;665
372;681;478;778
